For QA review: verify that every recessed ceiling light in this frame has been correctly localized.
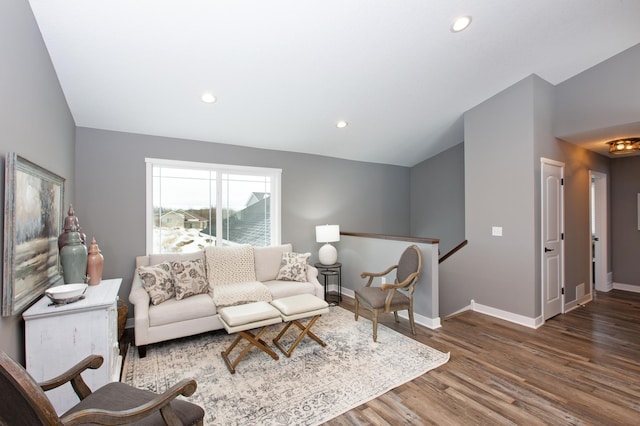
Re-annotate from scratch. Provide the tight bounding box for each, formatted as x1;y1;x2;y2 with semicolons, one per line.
201;92;216;103
336;120;348;129
451;16;472;32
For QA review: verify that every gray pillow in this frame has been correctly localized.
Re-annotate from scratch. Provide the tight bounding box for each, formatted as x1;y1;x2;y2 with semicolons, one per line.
276;252;310;282
137;262;175;305
171;258;209;300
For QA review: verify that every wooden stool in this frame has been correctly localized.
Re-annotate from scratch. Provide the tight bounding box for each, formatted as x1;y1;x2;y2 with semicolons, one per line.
271;294;330;357
218;301;282;374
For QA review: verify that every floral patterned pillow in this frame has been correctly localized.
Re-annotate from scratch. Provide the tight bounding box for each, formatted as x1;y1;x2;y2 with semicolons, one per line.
171;258;209;300
276;252;310;282
137;262;175;305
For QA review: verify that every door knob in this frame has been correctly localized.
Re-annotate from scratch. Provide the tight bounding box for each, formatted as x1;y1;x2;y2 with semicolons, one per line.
544;247;554;253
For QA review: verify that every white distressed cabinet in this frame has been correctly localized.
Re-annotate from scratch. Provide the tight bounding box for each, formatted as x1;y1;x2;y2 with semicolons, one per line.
23;278;123;414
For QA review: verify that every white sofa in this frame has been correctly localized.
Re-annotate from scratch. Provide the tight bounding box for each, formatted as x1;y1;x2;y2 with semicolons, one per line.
129;244;323;357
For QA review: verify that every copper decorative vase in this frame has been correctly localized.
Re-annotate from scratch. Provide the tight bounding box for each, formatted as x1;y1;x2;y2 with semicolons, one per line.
86;237;104;285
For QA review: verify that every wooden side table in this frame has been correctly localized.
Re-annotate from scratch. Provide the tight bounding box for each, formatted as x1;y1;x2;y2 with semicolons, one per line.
315;262;342;303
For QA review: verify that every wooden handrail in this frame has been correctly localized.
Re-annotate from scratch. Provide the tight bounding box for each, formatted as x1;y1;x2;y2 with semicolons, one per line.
439;240;468;263
340;231;439;245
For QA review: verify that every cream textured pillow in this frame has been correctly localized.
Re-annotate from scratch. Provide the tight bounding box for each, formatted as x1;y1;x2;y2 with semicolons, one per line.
171;258;208;300
276;252;310;282
137;262;175;305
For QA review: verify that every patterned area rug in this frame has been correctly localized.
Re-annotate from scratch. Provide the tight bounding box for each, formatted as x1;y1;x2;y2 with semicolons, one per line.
122;306;449;425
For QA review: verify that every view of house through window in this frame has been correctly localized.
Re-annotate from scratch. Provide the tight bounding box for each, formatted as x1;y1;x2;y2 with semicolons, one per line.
146;158;281;254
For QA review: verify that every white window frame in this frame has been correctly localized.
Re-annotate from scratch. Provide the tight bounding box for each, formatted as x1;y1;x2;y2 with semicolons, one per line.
145;158;282;254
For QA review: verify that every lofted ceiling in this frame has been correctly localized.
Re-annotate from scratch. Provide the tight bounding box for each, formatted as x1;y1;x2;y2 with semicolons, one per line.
28;0;640;166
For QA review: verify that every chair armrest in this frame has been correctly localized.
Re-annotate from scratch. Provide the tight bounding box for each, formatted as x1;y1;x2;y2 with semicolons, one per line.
380;270;419;292
360;264;398;286
39;355;104;400
60;378;198;426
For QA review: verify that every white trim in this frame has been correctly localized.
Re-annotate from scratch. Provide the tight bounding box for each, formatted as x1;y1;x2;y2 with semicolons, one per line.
590;171;608;293
145;157;282;175
471;300;543;329
540;157;566;320
612;282;640;293
565;292;593;313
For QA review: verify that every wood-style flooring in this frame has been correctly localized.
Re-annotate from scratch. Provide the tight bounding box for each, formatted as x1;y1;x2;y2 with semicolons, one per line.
327;290;640;425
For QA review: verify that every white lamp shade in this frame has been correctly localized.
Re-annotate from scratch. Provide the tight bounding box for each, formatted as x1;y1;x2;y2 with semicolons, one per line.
316;225;340;243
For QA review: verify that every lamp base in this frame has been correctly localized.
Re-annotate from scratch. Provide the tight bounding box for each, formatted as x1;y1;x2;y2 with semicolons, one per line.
318;243;337;265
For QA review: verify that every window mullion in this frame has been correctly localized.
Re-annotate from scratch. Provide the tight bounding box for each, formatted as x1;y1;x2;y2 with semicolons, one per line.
215;172;223;246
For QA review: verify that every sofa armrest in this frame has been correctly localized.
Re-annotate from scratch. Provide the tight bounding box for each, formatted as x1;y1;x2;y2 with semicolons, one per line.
129;273;151;346
306;264;319;284
129;274;150;306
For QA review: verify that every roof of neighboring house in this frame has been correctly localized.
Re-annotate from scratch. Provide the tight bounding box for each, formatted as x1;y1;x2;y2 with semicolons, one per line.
207;198;270;246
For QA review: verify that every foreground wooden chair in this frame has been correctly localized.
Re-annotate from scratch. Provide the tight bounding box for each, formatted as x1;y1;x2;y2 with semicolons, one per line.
0;350;204;425
354;244;423;342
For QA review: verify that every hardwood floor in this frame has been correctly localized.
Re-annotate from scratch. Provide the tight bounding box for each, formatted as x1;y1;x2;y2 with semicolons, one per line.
327;290;640;425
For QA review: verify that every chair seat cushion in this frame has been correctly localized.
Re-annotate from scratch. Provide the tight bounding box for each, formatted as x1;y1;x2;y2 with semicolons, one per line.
63;382;204;426
355;287;409;309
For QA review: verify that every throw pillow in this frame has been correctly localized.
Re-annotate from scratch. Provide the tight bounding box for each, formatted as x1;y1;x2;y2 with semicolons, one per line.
276;252;310;282
137;262;175;305
171;258;209;300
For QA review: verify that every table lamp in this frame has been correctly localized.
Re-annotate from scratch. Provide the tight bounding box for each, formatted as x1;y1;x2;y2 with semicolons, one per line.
315;224;340;265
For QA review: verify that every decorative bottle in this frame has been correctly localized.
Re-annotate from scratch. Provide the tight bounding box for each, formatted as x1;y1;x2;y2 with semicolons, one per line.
60;224;88;284
86;237;104;285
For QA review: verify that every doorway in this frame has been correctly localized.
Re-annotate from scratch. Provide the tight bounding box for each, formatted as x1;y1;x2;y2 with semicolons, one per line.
541;158;565;320
590;171;609;292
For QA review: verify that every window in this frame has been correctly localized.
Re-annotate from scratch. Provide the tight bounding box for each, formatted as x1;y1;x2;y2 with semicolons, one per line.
146;158;281;254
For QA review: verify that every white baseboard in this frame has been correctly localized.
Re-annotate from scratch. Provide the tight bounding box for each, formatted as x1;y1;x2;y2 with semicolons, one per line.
444;304;473;319
612;282;640;293
565;292;593;313
471;300;542;329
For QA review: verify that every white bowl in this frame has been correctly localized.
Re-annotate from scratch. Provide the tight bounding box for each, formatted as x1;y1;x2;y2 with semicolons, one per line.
45;283;88;301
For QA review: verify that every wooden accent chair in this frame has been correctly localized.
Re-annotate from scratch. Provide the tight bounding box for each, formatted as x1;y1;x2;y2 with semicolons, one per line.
354;244;423;342
0;350;204;425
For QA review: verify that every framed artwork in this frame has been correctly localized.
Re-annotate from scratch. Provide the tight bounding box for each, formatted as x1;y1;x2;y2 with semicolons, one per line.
2;153;65;316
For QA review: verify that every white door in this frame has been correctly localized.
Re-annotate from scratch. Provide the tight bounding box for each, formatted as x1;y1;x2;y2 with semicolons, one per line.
541;158;564;320
590;171;609;292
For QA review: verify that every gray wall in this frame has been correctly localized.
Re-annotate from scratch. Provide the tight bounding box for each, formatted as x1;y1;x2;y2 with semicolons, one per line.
74;127;411;311
410;143;465;256
0;0;75;363
440;75;612;320
610;156;640;287
462;76;538;318
554;43;640;138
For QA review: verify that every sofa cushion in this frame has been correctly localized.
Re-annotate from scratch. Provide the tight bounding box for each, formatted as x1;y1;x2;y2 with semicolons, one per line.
262;280;317;299
137;262;175;305
254;244;292;282
206;245;256;286
148;294;217;327
171;258;209;300
276;252;310;282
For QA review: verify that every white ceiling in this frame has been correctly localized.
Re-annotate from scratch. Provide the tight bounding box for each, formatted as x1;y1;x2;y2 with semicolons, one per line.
28;0;640;166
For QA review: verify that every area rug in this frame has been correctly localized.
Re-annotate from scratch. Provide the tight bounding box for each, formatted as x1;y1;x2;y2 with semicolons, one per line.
122;306;449;425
